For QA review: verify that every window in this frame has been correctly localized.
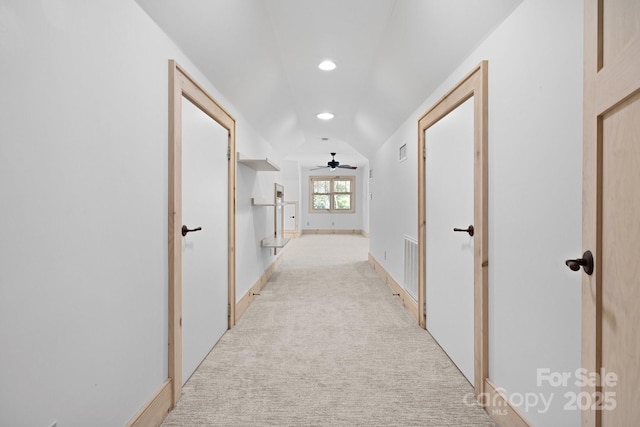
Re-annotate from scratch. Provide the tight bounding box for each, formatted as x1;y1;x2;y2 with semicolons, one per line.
310;176;355;213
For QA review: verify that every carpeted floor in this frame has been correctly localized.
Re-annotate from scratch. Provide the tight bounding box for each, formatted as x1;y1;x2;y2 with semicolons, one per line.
161;234;495;426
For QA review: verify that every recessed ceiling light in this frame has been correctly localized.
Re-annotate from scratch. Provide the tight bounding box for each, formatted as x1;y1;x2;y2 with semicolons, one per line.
317;112;334;120
318;60;336;71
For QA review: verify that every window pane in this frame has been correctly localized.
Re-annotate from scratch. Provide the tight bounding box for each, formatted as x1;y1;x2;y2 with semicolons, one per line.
313;180;330;193
313;195;330;210
333;180;350;193
334;194;351;210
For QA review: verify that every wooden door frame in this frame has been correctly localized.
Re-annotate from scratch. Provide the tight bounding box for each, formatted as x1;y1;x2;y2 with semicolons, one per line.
417;61;488;397
168;60;236;406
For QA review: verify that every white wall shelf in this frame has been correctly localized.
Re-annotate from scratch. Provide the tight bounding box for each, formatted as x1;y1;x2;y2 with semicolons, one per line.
261;237;290;249
251;198;276;207
237;152;280;171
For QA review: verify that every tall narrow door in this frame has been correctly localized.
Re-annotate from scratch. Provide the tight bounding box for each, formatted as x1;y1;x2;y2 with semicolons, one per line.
425;97;475;386
284;202;297;237
181;97;229;384
582;1;640;425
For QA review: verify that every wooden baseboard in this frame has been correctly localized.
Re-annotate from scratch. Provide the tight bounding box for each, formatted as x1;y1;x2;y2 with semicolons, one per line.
302;228;364;235
360;230;369;237
283;230;301;238
235;255;283;322
125;379;172;427
367;253;419;323
483;379;531;427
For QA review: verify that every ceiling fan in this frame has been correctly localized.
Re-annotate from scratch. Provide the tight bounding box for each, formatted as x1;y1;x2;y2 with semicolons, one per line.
312;152;357;171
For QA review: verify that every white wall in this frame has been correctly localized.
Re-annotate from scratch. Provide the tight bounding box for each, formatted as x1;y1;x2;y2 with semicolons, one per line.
370;135;418;278
300;167;367;232
280;160;301;203
0;1;280;425
234;130;285;301
370;0;583;425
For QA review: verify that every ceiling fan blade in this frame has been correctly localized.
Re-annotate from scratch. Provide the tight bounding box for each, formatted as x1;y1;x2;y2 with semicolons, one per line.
311;166;329;171
338;165;357;169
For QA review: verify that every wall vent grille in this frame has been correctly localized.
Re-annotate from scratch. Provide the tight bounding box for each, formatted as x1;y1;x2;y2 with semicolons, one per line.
399;143;407;162
403;235;418;301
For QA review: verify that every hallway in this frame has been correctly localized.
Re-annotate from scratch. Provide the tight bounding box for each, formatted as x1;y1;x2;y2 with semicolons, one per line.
2;2;613;425
162;235;494;426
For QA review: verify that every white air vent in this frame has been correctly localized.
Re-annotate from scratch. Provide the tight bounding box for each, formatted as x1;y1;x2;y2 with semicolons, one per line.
399;143;407;162
403;236;418;301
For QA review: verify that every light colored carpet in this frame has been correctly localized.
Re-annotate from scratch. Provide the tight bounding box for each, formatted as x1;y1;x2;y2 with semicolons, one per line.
162;234;495;426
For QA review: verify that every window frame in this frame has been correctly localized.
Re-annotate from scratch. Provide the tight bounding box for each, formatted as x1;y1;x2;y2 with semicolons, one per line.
309;175;356;214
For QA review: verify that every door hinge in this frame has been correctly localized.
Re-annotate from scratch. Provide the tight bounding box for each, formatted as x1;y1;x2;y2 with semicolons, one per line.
227;146;231;160
228;303;231;317
423;145;426;159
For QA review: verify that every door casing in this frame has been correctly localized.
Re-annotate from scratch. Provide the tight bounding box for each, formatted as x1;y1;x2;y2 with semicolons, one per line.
418;61;488;397
168;60;236;406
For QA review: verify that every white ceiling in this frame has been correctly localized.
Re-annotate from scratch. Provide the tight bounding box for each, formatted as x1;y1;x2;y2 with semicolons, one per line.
135;0;522;167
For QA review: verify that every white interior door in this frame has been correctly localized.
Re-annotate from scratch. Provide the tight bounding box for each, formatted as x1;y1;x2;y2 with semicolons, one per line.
284;202;297;233
425;97;475;385
181;97;229;384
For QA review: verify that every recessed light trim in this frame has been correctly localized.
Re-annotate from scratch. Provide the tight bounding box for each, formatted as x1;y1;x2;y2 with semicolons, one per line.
318;60;336;71
317;112;334;120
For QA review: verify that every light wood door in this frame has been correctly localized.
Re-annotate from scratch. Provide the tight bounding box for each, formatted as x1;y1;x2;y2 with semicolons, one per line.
583;1;640;425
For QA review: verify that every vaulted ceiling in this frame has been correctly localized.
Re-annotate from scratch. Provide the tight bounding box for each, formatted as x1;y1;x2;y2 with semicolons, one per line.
135;0;522;167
